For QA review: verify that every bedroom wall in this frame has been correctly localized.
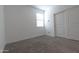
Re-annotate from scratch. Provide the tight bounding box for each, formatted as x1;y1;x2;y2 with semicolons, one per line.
4;5;45;43
0;5;6;52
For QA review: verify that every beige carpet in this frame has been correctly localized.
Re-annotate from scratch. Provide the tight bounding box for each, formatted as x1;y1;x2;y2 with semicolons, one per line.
3;35;79;53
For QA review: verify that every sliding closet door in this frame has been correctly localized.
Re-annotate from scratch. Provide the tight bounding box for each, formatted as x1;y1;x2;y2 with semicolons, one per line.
55;11;68;38
55;12;65;37
55;6;79;40
68;7;79;40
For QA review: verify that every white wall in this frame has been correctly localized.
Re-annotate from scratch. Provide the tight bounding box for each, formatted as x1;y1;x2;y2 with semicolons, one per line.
0;5;6;52
45;8;55;37
4;6;45;43
33;5;56;37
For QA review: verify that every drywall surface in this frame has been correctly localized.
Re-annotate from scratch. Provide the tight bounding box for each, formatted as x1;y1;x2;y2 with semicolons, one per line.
4;6;45;43
0;6;6;52
45;9;55;37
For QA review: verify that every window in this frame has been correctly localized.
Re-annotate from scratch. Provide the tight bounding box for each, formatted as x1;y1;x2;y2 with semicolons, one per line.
36;13;44;27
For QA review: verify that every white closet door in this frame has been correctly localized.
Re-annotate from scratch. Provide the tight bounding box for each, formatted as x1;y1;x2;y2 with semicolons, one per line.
67;7;79;40
55;6;79;40
55;12;65;37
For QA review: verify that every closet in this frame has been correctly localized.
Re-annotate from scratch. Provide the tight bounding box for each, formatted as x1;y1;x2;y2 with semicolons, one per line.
55;6;79;40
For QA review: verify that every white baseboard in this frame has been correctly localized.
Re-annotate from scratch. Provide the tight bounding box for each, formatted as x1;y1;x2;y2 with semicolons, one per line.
24;34;44;40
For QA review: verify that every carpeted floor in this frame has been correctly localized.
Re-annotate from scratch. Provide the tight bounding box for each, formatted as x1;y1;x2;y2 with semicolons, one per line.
3;35;79;53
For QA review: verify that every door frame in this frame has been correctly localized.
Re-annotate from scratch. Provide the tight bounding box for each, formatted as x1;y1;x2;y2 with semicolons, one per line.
54;11;65;37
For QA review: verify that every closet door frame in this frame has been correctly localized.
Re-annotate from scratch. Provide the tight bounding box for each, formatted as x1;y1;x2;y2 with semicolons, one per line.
54;6;79;39
54;11;65;37
54;14;56;37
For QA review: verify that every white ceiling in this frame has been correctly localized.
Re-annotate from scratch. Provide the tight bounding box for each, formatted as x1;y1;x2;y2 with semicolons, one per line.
33;5;77;13
33;5;53;11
